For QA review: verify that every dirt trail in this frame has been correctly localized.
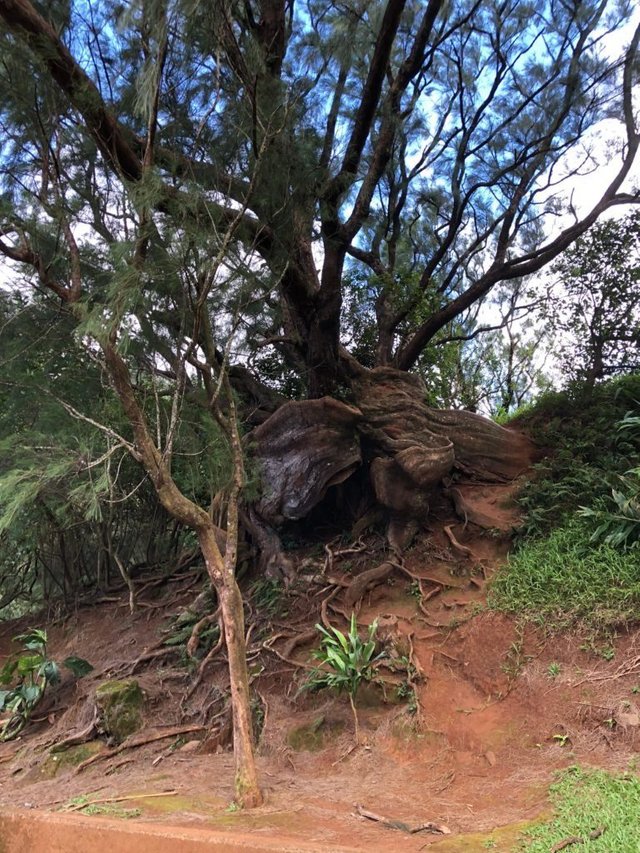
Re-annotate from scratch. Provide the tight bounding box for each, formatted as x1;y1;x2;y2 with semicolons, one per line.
0;480;639;851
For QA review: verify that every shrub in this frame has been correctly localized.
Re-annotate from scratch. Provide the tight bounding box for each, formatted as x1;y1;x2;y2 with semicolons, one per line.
0;629;92;741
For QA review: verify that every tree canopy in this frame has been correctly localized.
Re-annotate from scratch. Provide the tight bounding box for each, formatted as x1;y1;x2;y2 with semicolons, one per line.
0;0;639;398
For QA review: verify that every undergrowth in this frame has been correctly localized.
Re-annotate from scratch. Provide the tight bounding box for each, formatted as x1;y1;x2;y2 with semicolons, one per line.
520;766;640;851
490;375;640;631
508;376;640;539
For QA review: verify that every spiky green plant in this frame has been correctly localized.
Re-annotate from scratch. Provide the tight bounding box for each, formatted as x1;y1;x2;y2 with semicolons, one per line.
304;614;384;743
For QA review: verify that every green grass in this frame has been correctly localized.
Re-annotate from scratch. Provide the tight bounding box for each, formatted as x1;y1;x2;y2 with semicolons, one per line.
521;766;640;852
488;518;640;631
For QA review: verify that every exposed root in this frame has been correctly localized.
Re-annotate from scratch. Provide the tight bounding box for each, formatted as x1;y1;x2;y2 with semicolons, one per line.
128;645;179;675
443;524;478;560
74;725;206;774
262;635;315;671
320;586;341;628
281;629;317;659
181;615;225;709
343;560;396;607
395;564;445;615
186;607;221;660
51;709;98;753
323;539;368;575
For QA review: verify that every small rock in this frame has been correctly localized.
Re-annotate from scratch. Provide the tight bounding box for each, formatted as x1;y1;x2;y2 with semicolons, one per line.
179;740;201;753
484;750;497;766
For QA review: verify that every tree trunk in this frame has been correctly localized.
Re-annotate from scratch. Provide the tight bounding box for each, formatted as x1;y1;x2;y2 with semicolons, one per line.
199;526;263;808
103;341;263;807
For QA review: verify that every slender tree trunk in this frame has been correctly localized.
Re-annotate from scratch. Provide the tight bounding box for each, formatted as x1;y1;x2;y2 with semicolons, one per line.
199;525;263;808
103;341;263;807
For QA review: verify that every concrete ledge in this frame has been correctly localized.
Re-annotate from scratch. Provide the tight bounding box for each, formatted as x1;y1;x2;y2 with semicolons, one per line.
0;810;360;853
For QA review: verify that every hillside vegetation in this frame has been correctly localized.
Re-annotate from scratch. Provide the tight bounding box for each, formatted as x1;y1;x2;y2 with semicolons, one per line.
489;375;640;632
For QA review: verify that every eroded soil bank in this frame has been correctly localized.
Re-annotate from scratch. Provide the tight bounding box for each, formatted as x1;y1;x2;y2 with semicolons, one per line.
0;483;638;851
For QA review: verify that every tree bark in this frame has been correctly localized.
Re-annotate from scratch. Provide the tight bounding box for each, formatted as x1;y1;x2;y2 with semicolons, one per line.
250;365;535;556
199;527;262;808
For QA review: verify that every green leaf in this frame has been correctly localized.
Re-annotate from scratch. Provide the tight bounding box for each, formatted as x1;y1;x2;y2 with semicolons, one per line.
42;660;61;685
17;655;43;675
0;659;18;685
21;684;43;707
330;627;349;654
14;628;47;650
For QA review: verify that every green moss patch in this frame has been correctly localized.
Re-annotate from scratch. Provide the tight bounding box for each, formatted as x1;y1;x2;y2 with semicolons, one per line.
37;741;103;779
429;820;542;852
95;679;144;743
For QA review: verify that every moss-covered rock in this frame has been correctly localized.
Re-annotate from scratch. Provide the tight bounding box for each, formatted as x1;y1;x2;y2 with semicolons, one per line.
95;679;144;743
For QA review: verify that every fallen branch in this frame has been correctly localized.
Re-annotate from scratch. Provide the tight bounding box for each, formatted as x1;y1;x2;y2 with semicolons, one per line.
66;789;178;812
354;804;450;835
74;725;206;774
550;827;604;851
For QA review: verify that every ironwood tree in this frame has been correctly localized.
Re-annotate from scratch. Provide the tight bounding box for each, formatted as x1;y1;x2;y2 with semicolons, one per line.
1;0;640;806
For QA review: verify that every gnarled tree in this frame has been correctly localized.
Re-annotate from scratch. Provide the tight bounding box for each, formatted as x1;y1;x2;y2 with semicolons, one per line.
1;0;640;804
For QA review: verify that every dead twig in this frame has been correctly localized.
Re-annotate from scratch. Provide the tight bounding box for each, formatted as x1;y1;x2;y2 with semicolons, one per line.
354;804;450;835
572;656;640;688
